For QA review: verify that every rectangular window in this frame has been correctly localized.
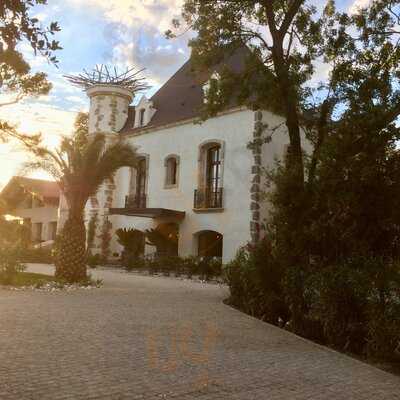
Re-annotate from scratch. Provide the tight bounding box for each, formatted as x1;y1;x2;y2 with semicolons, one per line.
139;109;145;126
127;158;147;208
48;221;57;240
33;222;43;242
166;158;178;186
206;146;221;192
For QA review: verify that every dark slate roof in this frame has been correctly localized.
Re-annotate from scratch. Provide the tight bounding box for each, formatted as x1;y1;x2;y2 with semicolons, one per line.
120;46;251;134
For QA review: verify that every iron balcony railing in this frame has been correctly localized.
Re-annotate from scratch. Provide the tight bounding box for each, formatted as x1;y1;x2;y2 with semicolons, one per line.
125;194;147;209
194;187;223;209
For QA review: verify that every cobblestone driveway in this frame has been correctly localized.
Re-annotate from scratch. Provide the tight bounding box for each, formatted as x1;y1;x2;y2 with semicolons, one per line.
0;264;399;400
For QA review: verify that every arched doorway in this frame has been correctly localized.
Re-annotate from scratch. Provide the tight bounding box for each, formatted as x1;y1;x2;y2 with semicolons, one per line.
196;230;223;258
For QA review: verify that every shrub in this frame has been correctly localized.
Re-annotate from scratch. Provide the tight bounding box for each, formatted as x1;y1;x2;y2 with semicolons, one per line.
0;249;26;285
116;228;145;263
87;253;105;268
367;303;400;361
182;256;198;278
198;257;222;281
227;241;400;362
224;240;289;325
16;246;53;264
283;265;324;341
308;262;370;353
125;256;145;271
157;256;181;276
365;260;400;360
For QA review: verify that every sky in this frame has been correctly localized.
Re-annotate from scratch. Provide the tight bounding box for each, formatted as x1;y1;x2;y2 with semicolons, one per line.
0;0;368;189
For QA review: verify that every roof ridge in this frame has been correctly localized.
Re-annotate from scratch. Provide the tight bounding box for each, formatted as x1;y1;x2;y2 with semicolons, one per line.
13;176;56;183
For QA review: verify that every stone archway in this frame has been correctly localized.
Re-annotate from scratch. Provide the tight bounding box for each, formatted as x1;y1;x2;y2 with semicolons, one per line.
195;230;223;258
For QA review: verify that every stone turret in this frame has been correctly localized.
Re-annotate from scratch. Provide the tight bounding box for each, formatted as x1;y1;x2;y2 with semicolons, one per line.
84;85;135;258
87;85;134;135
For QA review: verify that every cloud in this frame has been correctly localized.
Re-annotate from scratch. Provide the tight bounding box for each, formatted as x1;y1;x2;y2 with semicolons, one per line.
349;0;372;14
65;0;190;85
0;101;78;185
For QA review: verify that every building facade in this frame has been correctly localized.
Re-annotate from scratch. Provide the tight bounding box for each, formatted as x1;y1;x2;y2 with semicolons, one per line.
83;49;298;263
0;177;59;244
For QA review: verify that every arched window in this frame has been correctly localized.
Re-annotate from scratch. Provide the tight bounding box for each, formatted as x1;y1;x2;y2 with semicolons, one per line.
196;230;223;258
136;158;147;198
164;155;179;188
206;145;221;193
127;155;148;208
195;140;225;209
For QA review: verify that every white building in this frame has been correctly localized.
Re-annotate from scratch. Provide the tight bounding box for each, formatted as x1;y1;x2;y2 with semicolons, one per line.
82;48;295;263
0;177;59;244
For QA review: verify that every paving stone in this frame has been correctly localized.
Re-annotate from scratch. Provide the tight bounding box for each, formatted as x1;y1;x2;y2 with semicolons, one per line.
0;264;398;399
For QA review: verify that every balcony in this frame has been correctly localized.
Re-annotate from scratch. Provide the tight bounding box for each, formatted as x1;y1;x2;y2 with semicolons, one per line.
125;194;146;209
193;188;223;211
110;194;185;220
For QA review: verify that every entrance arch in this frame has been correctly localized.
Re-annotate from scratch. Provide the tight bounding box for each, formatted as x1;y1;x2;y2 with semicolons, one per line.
195;230;223;258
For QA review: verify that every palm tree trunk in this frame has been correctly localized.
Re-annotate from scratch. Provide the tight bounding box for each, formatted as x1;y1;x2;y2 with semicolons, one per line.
54;212;87;283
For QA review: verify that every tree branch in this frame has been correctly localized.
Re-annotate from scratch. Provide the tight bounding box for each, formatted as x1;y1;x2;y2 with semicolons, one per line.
279;0;305;37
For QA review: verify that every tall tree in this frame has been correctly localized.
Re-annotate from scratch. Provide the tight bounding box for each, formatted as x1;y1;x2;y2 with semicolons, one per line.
305;0;400;261
170;0;324;263
24;129;138;283
170;0;325;181
0;0;61;143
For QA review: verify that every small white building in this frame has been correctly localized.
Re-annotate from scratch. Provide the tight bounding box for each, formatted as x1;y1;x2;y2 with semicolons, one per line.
0;177;59;244
82;48;296;263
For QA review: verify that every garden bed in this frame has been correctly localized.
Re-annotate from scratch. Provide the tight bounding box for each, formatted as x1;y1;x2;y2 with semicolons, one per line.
1;271;55;287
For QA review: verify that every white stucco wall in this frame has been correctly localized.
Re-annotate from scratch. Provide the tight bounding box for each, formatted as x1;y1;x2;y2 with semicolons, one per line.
81;84;311;263
12;205;58;241
110;108;256;263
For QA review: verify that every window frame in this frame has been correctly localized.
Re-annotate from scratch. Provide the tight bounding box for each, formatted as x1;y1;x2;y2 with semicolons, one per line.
164;154;180;189
128;154;149;207
139;109;145;126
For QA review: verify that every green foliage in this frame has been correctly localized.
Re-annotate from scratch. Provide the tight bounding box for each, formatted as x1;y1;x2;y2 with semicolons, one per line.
145;228;169;255
0;1;61;63
0;217;31;249
16;246;53;264
0;0;61;143
198;257;222;281
99;218;112;261
174;0;400;364
121;253;222;281
87;253;105;268
226;239;400;361
124;256;145;272
0;248;26;285
23;114;138;282
224;241;289;325
86;213;98;252
116;228;144;261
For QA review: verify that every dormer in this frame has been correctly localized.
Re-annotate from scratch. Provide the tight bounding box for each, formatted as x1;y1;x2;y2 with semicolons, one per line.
134;95;156;128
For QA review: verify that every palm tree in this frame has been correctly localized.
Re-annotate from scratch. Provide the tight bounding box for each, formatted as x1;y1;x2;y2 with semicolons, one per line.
24;132;137;282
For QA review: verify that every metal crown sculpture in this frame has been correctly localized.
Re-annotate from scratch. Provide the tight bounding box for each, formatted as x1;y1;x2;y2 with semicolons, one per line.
64;65;149;93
